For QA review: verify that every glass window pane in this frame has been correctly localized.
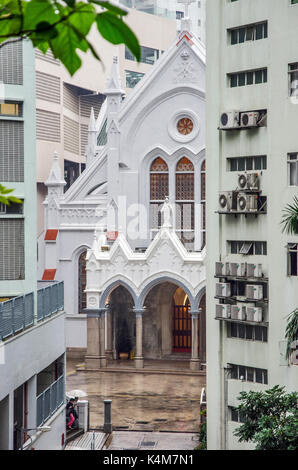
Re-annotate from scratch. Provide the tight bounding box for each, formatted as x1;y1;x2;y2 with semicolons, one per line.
239;366;246;380
231;408;238;422
255;368;263;383
230;75;237;87
255;326;263;341
231;29;238;45
254;157;262;170
239;28;245;43
246;157;253;170
255;23;264;40
230;159;238;171
246;72;254;85
246;325;253;340
238;158;245;171
238;73;246;87
255;70;263;84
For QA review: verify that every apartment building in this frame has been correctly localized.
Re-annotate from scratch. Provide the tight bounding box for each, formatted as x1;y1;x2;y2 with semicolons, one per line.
120;0;206;43
0;39;66;450
206;0;298;450
36;7;177;235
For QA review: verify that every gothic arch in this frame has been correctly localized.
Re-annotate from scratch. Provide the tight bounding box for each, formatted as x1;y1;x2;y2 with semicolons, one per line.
99;277;139;309
137;274;196;311
71;244;91;314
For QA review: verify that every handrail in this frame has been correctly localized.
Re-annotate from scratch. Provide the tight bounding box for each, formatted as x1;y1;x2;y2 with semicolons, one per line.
0;281;64;341
36;375;65;427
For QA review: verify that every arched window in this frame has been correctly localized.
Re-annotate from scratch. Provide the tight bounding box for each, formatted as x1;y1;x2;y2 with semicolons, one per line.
175;157;195;250
78;251;87;313
201;161;206;250
150;157;169;235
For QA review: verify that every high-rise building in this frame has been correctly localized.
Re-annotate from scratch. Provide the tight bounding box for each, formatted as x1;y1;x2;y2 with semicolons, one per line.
0;40;66;450
120;0;206;43
206;0;298;450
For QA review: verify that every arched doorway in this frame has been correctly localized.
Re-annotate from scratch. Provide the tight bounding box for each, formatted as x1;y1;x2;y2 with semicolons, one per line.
108;286;136;360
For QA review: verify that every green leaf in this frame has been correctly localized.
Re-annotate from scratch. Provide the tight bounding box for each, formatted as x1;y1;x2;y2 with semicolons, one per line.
49;22;89;75
96;11;140;61
23;0;59;30
68;2;96;36
90;0;128;17
7;195;23;203
0;196;9;205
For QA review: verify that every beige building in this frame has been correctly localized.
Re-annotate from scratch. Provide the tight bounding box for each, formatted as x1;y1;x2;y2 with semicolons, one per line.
36;8;177;235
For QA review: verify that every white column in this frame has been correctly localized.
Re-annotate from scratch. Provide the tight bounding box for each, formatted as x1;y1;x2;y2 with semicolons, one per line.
99;310;107;368
85;311;101;369
190;310;200;371
133;308;145;369
105;307;113;360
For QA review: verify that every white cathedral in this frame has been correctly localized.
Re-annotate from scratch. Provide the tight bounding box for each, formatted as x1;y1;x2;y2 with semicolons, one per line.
38;28;206;371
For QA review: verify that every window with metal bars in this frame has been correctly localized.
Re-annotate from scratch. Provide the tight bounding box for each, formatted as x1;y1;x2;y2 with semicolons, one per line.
0;218;24;280
0;120;24;182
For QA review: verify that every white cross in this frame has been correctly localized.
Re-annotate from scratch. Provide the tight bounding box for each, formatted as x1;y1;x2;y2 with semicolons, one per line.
178;0;196;18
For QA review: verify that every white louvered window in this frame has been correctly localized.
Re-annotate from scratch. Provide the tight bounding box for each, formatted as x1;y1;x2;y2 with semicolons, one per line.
79;94;104;118
36;71;61;104
80;123;88;156
0;41;23;85
36;109;60;142
64;116;79;154
0;219;25;280
63;83;79;114
0;120;24;182
35;49;60;65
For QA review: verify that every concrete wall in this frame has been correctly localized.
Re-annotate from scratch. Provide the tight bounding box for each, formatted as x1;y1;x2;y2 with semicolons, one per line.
0;312;65;402
206;0;298;450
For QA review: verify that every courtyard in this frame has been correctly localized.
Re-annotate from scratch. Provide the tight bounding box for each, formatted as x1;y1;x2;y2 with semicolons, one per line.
66;359;206;433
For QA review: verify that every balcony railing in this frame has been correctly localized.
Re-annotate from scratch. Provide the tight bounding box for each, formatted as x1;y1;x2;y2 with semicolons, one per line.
0;281;64;341
36;375;65;427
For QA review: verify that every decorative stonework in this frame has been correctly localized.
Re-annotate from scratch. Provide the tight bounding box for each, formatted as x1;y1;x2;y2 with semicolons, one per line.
173;50;198;83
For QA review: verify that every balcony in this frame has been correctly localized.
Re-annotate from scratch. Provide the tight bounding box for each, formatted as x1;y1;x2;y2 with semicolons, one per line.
0;281;64;341
36;375;65;427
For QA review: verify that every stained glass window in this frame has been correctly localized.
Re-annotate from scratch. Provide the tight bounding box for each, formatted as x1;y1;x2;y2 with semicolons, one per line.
176;157;194;250
150;158;169;230
177;117;194;135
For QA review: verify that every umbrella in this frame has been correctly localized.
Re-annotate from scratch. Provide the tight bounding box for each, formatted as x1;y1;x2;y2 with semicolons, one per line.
66;389;87;399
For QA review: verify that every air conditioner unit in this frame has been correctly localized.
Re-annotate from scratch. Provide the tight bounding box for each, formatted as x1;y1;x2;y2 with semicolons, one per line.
247;263;256;277
230;262;240;276
231;305;245;320
246;306;263;323
246;284;263;300
247;263;263;278
219;191;237;212
215;262;230;276
220;111;239;129
247;173;260;190
237;193;258;212
238;173;260;191
240;111;260;128
216;282;231;298
240;262;247;277
216;304;231;319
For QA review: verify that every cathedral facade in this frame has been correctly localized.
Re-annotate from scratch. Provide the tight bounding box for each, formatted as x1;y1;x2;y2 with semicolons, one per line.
39;30;206;370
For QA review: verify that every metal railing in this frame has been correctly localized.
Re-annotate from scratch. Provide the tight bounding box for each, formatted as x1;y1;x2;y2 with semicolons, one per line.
36;375;65;427
0;281;64;340
37;281;64;322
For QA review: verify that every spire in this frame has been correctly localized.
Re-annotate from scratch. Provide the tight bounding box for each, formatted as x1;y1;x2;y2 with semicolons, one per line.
88;106;96;132
45;151;66;188
105;56;124;96
178;0;195;32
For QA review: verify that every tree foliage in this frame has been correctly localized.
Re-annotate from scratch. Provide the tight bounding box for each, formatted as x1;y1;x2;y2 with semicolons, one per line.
0;184;22;205
281;195;298;235
0;0;141;76
234;386;298;450
285;308;298;361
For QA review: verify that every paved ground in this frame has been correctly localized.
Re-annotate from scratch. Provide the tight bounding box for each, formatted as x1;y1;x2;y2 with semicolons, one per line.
66;358;205;433
105;431;199;450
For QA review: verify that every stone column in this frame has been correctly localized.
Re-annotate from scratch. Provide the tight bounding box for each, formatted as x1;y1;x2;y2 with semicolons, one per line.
190;309;200;371
105;307;113;360
85;311;101;369
99;310;107;368
85;309;107;369
133;308;145;369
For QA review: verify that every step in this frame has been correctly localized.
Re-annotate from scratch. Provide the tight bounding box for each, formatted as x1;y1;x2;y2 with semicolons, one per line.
66;428;84;444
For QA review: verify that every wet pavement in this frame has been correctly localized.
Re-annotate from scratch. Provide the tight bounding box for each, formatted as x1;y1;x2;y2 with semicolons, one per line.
66;359;206;433
105;431;199;450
